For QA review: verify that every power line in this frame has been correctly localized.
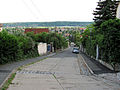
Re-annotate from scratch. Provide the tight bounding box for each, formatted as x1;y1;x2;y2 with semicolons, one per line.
21;0;40;20
30;0;45;20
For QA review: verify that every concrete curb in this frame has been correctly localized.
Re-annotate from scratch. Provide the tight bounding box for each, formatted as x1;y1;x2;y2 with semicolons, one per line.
78;54;94;75
0;68;17;89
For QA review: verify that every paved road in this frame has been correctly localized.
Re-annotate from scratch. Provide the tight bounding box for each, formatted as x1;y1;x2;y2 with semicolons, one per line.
7;48;120;90
0;53;56;86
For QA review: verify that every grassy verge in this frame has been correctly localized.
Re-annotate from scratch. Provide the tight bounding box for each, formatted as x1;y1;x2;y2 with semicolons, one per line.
17;57;48;71
1;73;16;90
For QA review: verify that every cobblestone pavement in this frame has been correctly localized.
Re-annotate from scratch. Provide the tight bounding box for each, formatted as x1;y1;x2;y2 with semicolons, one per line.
7;48;120;90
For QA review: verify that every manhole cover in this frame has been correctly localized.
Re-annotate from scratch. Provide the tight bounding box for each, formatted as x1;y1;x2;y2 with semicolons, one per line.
17;70;55;75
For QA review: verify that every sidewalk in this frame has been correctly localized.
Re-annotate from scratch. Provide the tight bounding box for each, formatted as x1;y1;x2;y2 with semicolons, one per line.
79;51;115;74
79;51;120;85
0;53;56;88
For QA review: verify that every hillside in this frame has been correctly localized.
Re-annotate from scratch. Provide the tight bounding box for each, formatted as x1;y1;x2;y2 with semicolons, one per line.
3;21;93;27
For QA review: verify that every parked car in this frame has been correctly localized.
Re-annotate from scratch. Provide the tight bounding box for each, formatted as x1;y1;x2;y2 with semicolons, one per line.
72;47;79;54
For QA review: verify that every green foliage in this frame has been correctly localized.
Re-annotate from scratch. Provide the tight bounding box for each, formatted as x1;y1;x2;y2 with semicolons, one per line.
17;35;36;56
100;19;120;67
3;22;92;27
69;30;81;47
80;19;120;70
27;32;68;51
93;0;119;28
0;31;20;64
0;30;39;64
2;73;16;90
26;31;35;40
0;28;68;64
35;32;48;43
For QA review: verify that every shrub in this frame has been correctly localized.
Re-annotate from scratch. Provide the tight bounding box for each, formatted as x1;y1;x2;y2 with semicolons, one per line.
100;19;120;69
0;30;39;64
0;31;20;64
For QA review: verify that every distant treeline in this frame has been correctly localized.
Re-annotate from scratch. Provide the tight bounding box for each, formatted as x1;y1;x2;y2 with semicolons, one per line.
3;21;93;27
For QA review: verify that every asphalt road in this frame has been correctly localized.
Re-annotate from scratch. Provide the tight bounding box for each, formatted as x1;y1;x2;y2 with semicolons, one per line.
7;48;120;90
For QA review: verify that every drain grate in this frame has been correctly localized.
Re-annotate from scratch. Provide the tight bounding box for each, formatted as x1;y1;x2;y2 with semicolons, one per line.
17;70;55;75
0;70;11;73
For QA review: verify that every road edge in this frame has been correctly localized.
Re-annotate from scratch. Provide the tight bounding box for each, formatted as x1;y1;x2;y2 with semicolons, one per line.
78;53;94;75
0;48;70;89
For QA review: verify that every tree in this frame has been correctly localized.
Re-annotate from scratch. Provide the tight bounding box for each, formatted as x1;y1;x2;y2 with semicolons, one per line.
26;31;35;40
93;0;119;29
35;32;48;43
100;19;120;70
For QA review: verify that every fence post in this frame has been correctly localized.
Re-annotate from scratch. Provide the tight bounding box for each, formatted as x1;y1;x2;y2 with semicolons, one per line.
96;44;99;60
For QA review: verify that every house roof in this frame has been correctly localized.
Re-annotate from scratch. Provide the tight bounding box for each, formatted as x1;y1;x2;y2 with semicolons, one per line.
0;24;3;27
25;28;49;34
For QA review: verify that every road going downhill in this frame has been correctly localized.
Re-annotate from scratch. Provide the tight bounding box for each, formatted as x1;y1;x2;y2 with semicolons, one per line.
7;48;120;90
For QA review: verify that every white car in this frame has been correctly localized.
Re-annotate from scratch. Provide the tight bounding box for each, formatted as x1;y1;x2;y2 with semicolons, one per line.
72;47;79;54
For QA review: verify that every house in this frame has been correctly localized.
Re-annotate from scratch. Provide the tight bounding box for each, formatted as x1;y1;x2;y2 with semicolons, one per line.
25;28;49;34
0;24;3;32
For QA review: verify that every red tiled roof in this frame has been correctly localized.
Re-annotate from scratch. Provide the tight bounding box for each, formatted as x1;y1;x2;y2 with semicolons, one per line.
25;28;49;34
0;24;3;27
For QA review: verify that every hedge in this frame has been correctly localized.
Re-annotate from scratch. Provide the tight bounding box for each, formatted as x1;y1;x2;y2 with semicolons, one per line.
0;30;39;64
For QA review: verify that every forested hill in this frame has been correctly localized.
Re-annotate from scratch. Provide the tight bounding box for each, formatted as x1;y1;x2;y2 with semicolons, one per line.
3;21;93;27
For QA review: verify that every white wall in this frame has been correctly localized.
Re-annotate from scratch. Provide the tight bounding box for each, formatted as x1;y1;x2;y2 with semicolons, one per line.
116;3;120;19
38;43;47;55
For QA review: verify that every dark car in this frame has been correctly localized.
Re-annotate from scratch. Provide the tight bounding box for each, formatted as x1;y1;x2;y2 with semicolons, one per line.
72;47;79;54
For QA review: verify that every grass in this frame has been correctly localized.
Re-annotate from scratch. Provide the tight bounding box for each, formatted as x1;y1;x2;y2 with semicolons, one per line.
53;74;57;79
24;57;48;67
1;73;16;90
17;57;48;71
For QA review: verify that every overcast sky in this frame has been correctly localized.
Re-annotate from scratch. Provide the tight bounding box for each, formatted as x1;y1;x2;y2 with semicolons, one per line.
0;0;98;23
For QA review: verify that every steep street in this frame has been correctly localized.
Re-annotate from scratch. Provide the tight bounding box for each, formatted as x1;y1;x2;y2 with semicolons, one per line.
7;48;120;90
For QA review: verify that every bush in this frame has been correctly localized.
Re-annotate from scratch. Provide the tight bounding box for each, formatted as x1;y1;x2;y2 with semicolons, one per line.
0;31;20;64
80;19;120;70
34;32;68;51
0;30;39;64
100;19;120;69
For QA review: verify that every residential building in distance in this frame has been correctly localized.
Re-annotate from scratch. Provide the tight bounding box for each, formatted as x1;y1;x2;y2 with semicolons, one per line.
25;28;49;34
0;24;3;32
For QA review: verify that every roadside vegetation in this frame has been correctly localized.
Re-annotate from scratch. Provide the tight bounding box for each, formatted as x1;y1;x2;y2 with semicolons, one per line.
73;0;120;71
1;73;16;90
0;30;68;64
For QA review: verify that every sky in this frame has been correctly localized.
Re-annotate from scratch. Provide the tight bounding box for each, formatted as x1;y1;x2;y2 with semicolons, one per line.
0;0;98;23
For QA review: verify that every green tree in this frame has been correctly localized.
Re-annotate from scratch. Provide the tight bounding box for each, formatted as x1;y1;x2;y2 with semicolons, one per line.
26;31;35;40
100;19;120;70
93;0;119;29
35;32;48;43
